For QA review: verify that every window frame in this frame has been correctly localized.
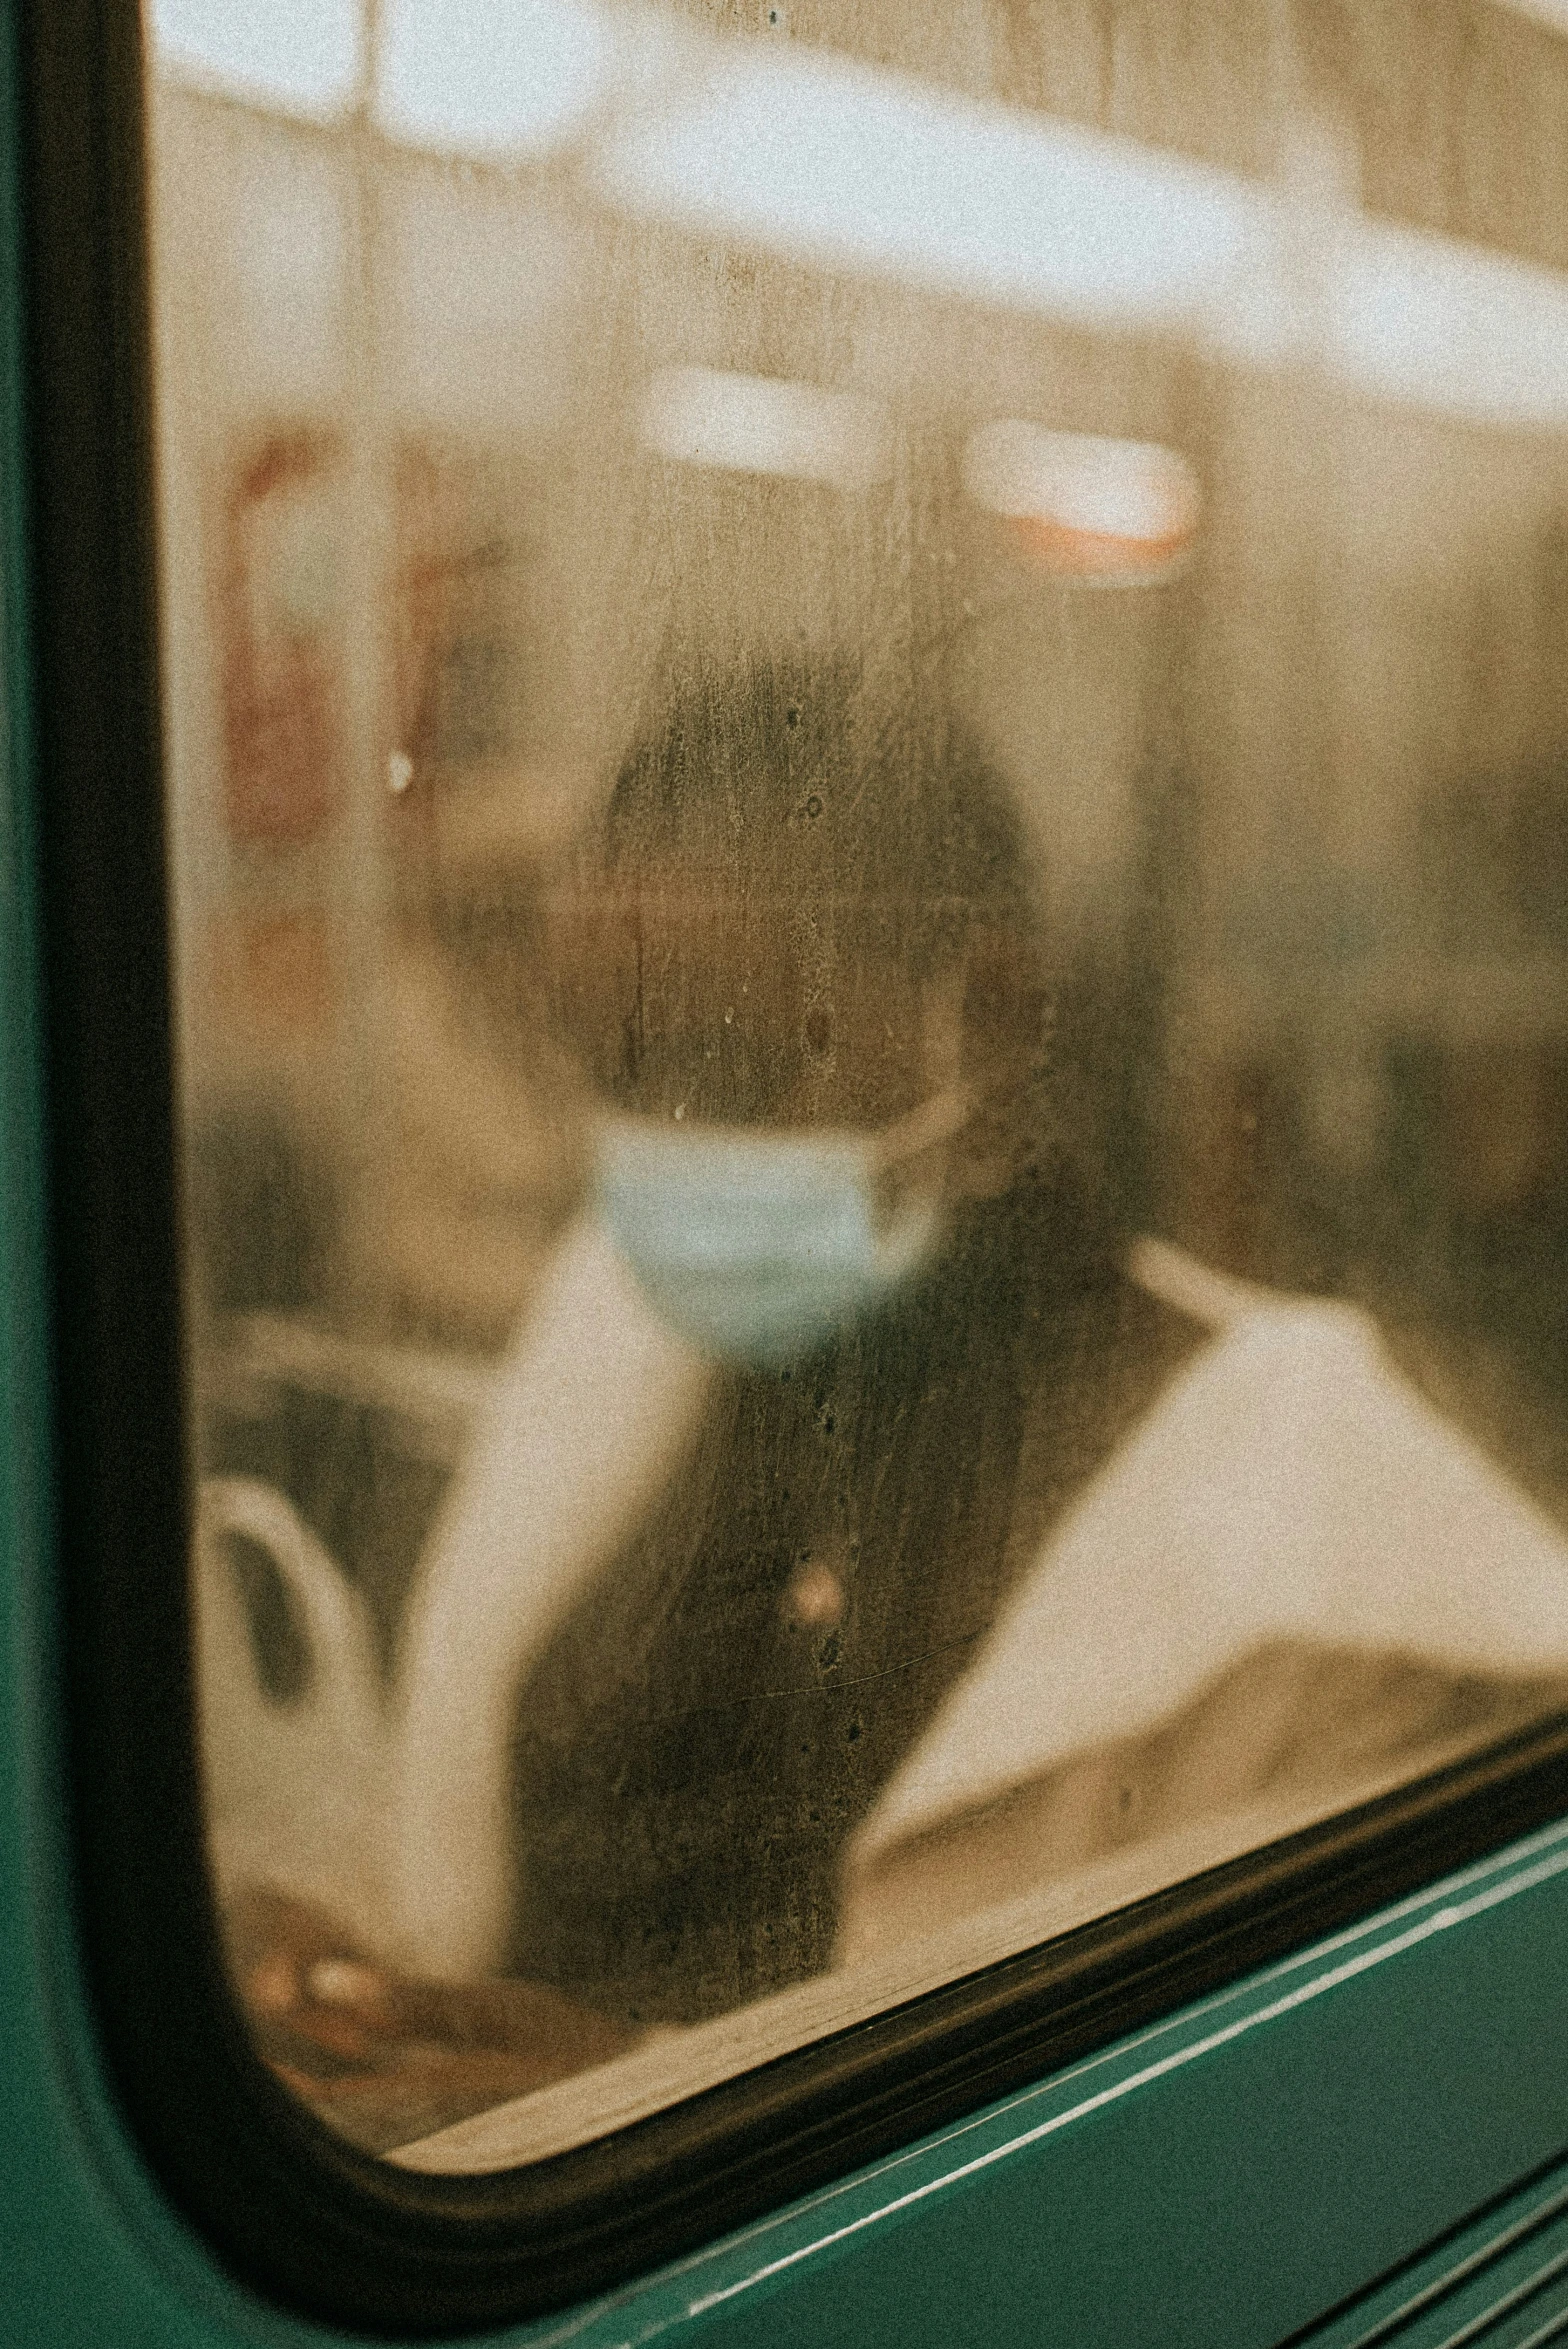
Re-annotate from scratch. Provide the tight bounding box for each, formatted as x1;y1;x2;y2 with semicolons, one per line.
9;0;1568;2334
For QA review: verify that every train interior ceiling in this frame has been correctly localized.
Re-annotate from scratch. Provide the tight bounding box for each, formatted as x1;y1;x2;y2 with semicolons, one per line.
146;0;1568;2158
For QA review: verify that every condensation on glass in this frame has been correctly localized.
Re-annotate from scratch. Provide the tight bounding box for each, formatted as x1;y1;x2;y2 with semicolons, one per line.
146;0;1568;2168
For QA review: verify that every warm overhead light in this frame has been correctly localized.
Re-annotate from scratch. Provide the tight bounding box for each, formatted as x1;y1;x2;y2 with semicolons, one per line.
592;34;1252;340
160;0;1568;439
1333;216;1568;434
640;367;893;490
148;0;362;120
585;14;1568;436
376;0;613;161
963;422;1200;583
1491;0;1568;31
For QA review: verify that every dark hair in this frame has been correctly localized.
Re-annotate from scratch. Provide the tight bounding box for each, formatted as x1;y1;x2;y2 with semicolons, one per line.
602;656;1035;943
550;653;1073;1147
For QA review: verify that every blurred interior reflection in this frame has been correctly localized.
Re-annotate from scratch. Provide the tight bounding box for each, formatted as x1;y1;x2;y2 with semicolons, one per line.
150;0;1568;2163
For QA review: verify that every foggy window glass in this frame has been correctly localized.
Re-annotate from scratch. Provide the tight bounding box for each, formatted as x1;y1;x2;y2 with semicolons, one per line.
148;0;1568;2167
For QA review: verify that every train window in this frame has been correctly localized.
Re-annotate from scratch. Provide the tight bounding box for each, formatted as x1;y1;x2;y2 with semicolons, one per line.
81;0;1568;2307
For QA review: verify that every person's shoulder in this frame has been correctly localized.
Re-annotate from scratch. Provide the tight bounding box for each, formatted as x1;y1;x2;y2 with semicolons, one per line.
852;1243;1568;1870
1119;1245;1568;1630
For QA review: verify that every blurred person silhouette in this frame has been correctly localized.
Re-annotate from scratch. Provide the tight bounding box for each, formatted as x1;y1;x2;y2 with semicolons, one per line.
388;650;1568;2036
444;651;1201;2025
213;649;1568;2139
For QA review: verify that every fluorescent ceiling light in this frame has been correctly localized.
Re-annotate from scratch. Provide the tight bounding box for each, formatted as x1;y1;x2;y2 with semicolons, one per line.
158;0;1568;437
587;12;1568;433
148;0;362;120
1335;215;1568;432
1491;1;1568;31
640;368;892;489
592;33;1252;339
376;0;612;160
964;422;1200;581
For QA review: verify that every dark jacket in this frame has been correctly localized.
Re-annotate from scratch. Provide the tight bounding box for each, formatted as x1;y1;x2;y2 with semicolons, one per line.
506;1172;1197;2025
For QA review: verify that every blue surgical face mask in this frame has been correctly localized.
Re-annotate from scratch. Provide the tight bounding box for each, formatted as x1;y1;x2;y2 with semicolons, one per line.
594;1094;968;1369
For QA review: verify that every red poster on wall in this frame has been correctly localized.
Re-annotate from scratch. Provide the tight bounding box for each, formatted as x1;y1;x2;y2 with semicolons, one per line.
220;431;344;845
